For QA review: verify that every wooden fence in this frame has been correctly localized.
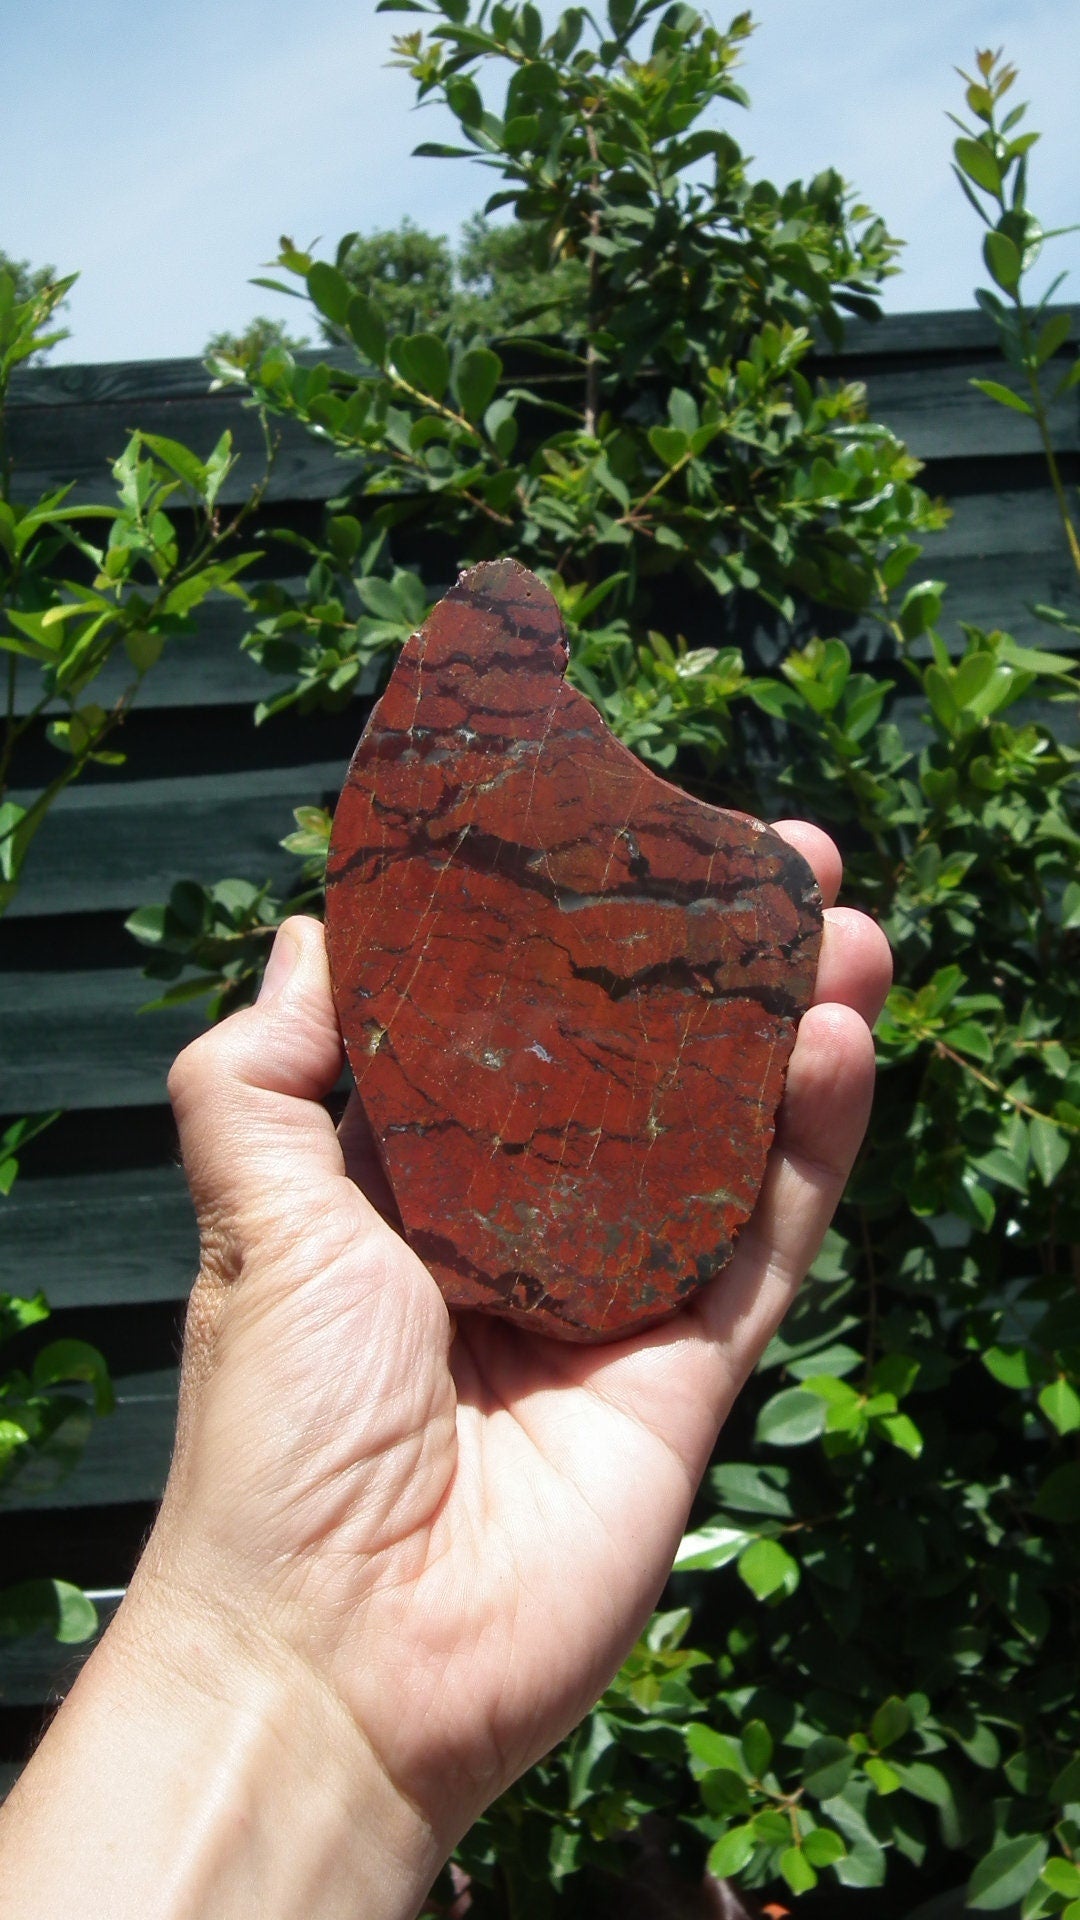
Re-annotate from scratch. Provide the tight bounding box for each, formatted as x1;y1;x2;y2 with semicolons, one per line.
1;309;1077;1790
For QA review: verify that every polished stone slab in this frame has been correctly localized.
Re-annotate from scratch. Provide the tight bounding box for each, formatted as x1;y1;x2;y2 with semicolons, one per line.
327;559;822;1341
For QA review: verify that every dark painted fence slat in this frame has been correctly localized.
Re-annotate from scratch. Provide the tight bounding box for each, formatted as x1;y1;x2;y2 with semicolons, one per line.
5;760;348;919
1;1371;179;1513
0;1600;121;1708
2;1168;196;1308
1;968;210;1114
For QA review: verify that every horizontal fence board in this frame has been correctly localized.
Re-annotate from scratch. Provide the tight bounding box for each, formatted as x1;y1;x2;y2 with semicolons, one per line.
9;594;283;716
825;305;1077;362
8;670;1078;935
2;1167;196;1308
2;964;349;1117
1;1369;177;1512
8;323;1079;512
7;577;389;718
857;362;1078;460
10;311;1070;412
1;967;206;1114
6;759;347;919
11;356;248;409
8;482;1074;719
9;378;1077;512
6;396;347;508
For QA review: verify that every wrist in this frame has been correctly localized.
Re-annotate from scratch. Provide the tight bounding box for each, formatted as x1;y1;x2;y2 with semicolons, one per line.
0;1564;445;1920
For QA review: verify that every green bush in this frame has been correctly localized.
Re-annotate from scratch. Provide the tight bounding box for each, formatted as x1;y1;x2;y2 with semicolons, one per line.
130;9;1079;1913
0;269;266;1640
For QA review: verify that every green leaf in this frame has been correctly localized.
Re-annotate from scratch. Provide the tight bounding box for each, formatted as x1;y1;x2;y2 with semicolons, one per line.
355;574;410;622
1050;1757;1080;1805
945;1020;994;1063
0;1578;98;1645
967;1835;1048;1911
672;1522;750;1572
984;229;1022;292
668;387;699;434
709;1463;793;1518
648;425;689;467
803;1826;847;1868
754;1387;827;1447
136;433;206;491
802;1737;855;1800
736;1537;799;1601
955;137;1002;195
780;1846;817;1894
707;1824;756;1879
137;978;216;1013
874;1412;923;1458
1043;1858;1080;1898
1035;1465;1080;1523
1029;1115;1069;1185
871;1696;912;1751
823;1780;887;1888
742;1719;773;1778
483;396;518;459
346;294;387;366
1035;311;1072;364
1039;1377;1080;1435
326;515;363;564
454;346;501;422
306;261;353;325
203;429;234;509
900;579;946;642
686;1724;747;1777
864;1757;901;1795
970;378;1034;415
893;1761;954;1808
983;1345;1037;1390
0;1288;51;1340
32;1339;114;1416
390;332;450;401
124;630;165;674
0;1114;59;1197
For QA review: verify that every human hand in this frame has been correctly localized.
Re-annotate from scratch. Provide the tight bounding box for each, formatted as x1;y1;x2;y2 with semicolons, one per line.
0;821;890;1920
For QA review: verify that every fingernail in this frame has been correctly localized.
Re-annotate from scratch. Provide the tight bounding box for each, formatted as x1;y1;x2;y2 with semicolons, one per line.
257;926;299;1004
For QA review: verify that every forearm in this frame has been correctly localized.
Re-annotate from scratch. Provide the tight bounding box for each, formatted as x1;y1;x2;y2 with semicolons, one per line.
0;1576;443;1920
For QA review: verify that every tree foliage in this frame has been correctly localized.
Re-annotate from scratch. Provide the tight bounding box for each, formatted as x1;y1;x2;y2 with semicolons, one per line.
204;312;311;365
126;10;1079;1914
226;213;590;362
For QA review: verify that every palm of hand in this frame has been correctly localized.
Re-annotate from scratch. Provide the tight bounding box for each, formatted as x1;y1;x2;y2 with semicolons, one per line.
169;1154;705;1830
160;826;888;1840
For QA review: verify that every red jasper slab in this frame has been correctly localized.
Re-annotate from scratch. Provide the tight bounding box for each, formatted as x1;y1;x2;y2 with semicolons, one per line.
326;559;822;1343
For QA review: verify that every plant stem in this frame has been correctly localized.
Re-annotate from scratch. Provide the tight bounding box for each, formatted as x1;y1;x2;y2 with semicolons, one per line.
861;1209;879;1389
584;121;601;439
934;1039;1080;1134
1015;303;1080;582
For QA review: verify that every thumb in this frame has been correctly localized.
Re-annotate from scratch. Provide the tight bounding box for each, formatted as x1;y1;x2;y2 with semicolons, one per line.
167;916;372;1281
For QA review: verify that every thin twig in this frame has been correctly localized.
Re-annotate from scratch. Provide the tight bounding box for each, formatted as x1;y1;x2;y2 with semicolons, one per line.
934;1040;1080;1134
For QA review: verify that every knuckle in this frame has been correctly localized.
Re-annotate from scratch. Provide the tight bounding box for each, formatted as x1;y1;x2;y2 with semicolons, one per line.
167;1029;213;1109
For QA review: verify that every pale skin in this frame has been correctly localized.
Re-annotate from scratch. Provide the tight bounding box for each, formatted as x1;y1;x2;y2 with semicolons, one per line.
0;821;892;1920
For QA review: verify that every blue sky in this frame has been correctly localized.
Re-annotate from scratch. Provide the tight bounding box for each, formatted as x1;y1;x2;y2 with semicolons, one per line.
4;0;1078;365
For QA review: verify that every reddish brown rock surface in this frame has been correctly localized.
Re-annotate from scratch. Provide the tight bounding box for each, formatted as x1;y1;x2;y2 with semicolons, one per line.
326;559;822;1342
